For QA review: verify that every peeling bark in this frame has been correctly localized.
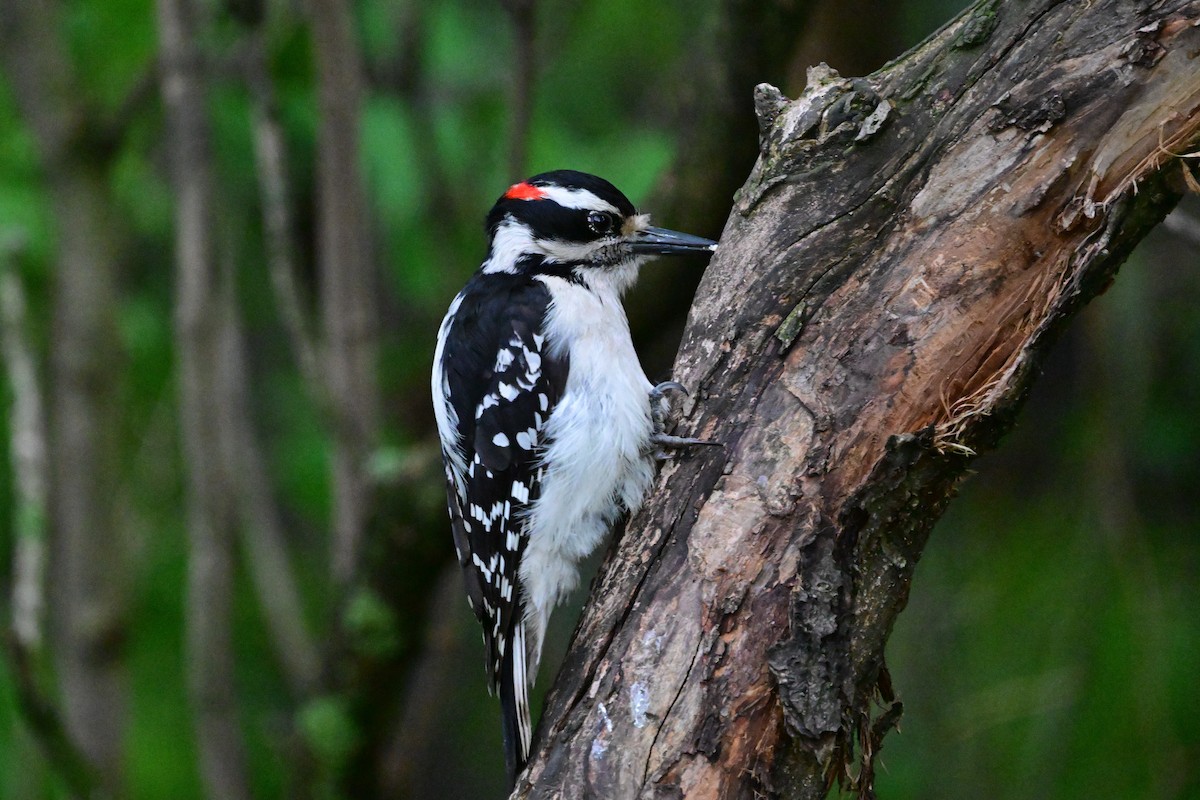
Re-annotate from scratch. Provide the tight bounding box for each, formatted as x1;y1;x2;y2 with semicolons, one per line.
519;2;1200;797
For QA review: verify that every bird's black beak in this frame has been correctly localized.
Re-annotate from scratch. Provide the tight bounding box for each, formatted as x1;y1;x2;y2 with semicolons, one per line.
629;226;718;257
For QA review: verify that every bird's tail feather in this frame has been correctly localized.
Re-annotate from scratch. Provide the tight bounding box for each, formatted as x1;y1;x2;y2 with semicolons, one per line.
499;622;532;786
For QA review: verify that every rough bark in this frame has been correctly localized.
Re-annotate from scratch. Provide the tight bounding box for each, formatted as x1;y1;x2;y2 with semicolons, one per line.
156;0;252;796
0;0;127;786
519;1;1200;797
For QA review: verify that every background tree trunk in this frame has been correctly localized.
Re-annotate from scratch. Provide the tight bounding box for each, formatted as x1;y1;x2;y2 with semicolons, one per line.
0;1;127;789
519;1;1200;797
310;0;382;589
157;0;252;796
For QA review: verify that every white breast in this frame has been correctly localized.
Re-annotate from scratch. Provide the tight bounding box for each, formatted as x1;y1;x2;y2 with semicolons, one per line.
518;271;656;676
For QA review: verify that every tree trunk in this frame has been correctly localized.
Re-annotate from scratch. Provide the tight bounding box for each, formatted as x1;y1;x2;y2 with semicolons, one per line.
44;165;127;792
519;1;1200;797
156;0;252;796
310;0;382;588
0;1;127;788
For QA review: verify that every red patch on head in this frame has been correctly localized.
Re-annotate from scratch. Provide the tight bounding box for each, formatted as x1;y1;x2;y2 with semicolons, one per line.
504;182;547;201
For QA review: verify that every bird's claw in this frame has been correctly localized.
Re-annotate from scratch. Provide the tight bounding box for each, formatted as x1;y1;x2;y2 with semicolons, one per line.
650;432;722;462
649;380;688;403
649;380;719;459
650;381;690;432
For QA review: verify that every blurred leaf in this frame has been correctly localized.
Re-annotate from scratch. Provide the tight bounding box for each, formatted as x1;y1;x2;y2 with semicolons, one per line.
299;695;361;772
344;587;402;659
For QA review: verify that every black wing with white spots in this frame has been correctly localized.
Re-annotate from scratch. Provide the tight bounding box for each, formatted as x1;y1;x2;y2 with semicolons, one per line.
434;271;568;769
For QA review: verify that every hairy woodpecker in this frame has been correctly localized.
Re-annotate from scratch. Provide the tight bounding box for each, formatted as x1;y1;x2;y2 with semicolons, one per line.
431;170;716;782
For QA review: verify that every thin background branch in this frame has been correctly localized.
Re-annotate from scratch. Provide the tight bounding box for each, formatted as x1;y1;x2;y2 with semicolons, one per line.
1;240;47;650
3;635;103;799
0;243;99;797
217;251;321;697
241;18;325;403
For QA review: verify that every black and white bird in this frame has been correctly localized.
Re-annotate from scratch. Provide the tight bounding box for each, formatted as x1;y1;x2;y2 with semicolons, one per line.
431;170;716;782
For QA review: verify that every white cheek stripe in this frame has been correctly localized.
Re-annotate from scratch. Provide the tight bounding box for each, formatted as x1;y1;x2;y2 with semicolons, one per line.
485;216;625;268
535;185;619;214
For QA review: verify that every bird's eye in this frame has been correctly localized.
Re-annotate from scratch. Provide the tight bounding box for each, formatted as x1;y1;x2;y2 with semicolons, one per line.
587;211;613;235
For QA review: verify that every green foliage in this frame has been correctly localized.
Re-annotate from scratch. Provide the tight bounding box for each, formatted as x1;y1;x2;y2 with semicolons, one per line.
126;520;201;800
0;89;54;291
64;0;155;111
299;695;361;787
343;588;401;659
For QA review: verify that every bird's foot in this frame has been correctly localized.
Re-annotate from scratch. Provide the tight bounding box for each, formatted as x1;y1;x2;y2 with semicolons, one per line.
649;380;688;433
648;381;720;460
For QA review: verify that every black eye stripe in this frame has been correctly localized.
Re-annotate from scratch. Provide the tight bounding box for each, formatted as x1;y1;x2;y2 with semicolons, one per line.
485;170;638;242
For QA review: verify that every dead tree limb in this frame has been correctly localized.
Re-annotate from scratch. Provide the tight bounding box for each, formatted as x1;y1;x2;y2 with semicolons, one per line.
519;1;1200;797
